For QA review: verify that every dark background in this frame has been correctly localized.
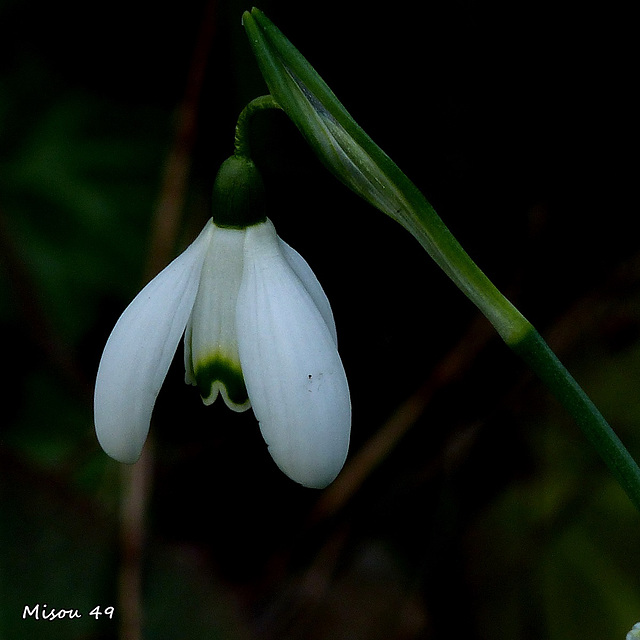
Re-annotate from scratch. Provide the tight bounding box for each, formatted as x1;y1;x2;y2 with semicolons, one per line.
1;0;639;638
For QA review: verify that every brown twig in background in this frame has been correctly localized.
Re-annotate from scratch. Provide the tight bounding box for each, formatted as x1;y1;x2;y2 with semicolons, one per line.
118;445;153;640
117;2;218;638
143;0;218;282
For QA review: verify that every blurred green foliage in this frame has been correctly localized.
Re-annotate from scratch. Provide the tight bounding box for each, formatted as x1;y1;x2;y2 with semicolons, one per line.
1;0;639;639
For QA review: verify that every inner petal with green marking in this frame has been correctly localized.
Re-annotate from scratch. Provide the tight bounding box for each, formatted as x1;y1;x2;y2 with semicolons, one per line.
194;354;250;411
184;223;250;411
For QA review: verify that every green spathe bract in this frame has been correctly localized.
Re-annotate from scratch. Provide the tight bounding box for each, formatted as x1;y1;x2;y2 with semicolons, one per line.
242;9;408;215
242;8;528;345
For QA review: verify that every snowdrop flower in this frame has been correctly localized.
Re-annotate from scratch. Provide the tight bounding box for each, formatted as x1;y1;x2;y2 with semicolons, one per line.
94;156;350;488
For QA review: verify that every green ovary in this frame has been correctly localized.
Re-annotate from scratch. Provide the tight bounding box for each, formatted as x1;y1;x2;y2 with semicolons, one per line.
194;356;250;411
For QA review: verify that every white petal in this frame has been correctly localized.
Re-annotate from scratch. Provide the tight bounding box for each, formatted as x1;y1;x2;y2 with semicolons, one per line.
185;224;250;411
278;237;338;344
94;221;214;463
237;219;351;488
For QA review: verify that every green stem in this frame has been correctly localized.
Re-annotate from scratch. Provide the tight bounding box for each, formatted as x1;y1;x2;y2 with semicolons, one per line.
409;209;640;510
234;95;282;159
408;201;640;509
512;328;640;511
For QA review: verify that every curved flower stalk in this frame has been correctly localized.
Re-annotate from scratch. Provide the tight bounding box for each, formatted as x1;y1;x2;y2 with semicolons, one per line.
95;156;350;489
242;8;640;510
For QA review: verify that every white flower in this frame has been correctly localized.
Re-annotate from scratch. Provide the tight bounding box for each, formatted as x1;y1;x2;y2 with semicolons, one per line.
94;217;351;488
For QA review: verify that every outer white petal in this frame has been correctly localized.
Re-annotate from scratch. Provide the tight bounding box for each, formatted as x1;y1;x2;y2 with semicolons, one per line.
94;221;214;463
278;237;337;345
237;219;351;488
